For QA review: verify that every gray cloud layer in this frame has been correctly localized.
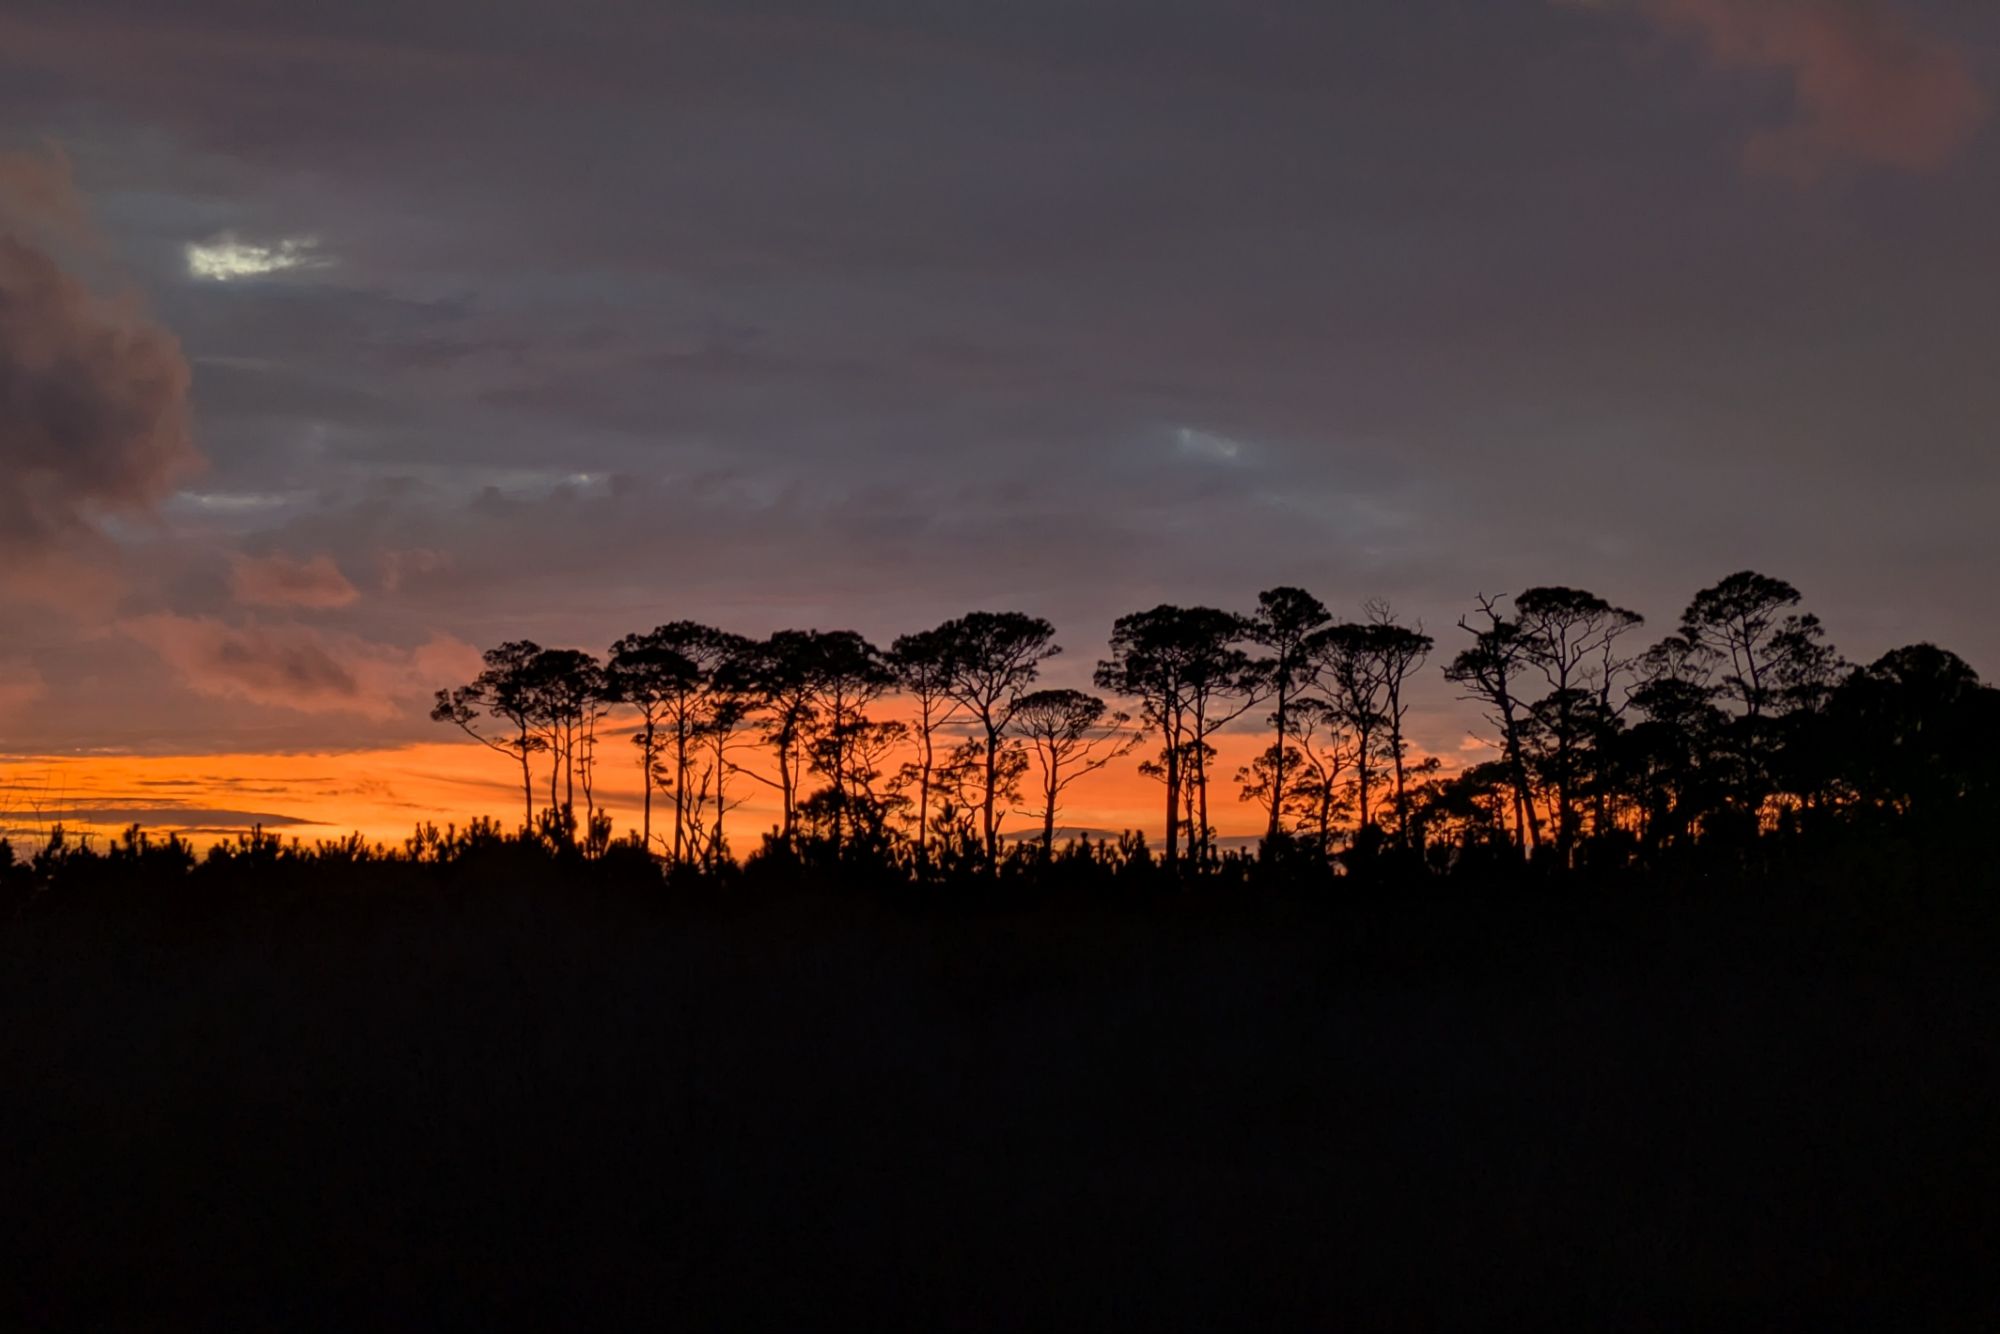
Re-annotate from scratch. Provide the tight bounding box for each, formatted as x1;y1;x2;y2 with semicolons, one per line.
0;1;1995;755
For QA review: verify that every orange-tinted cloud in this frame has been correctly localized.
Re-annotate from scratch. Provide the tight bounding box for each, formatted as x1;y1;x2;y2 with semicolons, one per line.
0;147;91;237
230;551;361;609
0;148;200;555
121;614;478;719
1645;0;1987;179
0;544;125;618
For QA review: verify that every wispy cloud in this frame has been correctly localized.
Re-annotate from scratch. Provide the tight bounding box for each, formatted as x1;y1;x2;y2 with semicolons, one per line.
0;803;319;835
121;615;478;719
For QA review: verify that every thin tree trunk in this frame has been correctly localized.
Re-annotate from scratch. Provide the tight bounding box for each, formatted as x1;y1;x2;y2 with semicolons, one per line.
1556;703;1574;866
711;734;727;869
671;723;687;865
916;722;933;870
1355;729;1373;848
564;718;576;814
518;728;534;832
1188;702;1207;866
1498;698;1541;852
779;734;796;841
1268;685;1287;846
1196;746;1210;865
1041;770;1057;862
640;718;654;852
1390;704;1409;848
982;718;999;868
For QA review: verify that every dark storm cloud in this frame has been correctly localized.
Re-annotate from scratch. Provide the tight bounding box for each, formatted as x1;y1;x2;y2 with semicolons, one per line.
0;149;198;556
0;0;1996;752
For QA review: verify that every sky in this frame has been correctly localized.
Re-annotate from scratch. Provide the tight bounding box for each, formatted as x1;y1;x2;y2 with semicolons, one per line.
2;0;1997;845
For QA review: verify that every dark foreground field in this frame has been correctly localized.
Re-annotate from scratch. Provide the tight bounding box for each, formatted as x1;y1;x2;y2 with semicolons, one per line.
4;872;1996;1330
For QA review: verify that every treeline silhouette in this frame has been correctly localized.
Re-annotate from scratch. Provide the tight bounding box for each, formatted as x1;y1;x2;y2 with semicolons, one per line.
8;568;1992;905
404;570;1998;885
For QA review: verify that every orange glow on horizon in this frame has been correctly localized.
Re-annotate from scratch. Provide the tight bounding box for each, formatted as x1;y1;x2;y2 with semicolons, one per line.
0;722;1463;856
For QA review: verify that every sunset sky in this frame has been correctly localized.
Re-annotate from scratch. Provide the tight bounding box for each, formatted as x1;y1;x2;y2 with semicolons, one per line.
2;0;1997;846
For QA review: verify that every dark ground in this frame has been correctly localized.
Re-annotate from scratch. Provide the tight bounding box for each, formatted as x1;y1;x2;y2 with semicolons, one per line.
3;872;1996;1330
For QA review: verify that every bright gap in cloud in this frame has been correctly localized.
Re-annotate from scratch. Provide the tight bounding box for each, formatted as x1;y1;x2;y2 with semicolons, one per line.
172;490;296;513
186;235;327;281
1174;426;1247;463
